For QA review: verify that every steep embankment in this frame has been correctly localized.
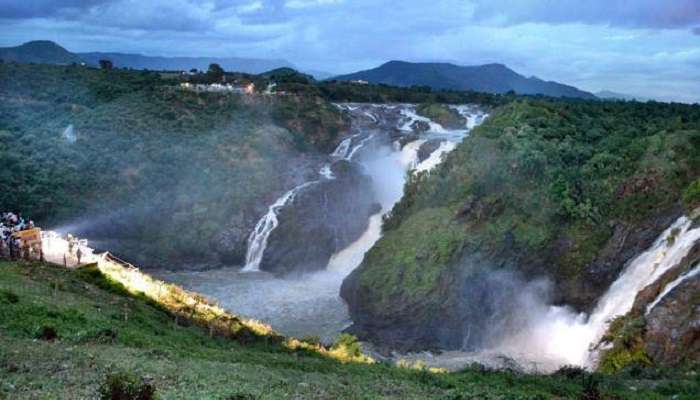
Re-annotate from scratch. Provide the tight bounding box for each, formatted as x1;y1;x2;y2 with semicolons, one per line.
0;63;348;268
2;260;697;399
341;99;700;355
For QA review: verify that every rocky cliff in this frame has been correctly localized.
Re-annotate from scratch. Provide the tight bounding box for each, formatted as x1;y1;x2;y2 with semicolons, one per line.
341;99;700;355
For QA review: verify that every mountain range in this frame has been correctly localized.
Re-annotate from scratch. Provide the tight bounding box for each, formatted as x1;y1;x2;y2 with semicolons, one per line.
2;41;596;98
332;60;597;99
0;40;294;75
595;90;649;102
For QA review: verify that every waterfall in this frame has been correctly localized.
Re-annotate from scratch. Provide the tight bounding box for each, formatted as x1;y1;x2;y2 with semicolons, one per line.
331;135;357;158
646;263;700;315
414;141;457;173
326;105;485;275
62;124;76;143
242;103;484;277
494;214;700;369
399;107;449;133
582;216;700;363
242;181;317;272
242;130;376;272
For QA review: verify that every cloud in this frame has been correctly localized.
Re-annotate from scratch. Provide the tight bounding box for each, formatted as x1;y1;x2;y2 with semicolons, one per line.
471;0;700;30
0;0;698;103
0;0;112;19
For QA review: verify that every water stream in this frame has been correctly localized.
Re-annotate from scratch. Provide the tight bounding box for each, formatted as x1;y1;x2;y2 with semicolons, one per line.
159;103;486;341
405;213;700;372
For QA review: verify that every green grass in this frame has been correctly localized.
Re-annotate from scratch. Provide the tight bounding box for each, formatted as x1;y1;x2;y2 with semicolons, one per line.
2;260;697;399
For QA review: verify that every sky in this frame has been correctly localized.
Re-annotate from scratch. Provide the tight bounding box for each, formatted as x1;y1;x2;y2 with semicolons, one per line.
1;0;699;103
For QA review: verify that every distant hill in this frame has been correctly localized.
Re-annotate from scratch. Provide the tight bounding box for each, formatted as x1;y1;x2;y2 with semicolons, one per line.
332;60;596;99
596;90;649;102
0;40;83;65
78;52;294;74
0;40;295;74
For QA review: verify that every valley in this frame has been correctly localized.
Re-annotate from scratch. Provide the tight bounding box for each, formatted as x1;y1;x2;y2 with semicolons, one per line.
1;60;699;398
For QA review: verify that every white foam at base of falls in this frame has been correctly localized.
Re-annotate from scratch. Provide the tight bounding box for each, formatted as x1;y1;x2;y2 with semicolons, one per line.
493;215;700;369
646;263;700;315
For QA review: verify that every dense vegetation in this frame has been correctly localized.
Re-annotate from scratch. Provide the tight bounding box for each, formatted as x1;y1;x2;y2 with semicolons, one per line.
344;98;700;352
386;99;699;265
2;260;697;399
0;63;347;267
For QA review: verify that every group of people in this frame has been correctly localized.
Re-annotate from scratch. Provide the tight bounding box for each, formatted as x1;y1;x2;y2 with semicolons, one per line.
0;211;36;259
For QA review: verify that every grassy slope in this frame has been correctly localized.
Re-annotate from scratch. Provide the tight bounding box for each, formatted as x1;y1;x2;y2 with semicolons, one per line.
354;99;700;321
2;261;698;399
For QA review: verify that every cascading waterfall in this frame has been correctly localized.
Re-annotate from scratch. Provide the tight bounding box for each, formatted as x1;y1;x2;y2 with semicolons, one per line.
492;214;700;369
242;122;379;272
170;103;486;339
242;181;317;272
645;263;700;315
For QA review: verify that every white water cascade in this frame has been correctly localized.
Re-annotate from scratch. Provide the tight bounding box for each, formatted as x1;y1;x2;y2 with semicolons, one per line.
160;103;487;341
242;181;317;272
242;124;379;272
491;214;700;370
645;263;700;315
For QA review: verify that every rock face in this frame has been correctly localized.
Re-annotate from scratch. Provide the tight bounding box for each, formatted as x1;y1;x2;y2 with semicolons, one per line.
410;120;430;133
417;139;445;163
260;160;376;275
603;239;700;367
644;274;700;365
342;206;684;352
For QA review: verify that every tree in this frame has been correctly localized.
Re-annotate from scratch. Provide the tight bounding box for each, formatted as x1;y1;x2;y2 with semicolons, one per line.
206;63;225;83
99;59;113;70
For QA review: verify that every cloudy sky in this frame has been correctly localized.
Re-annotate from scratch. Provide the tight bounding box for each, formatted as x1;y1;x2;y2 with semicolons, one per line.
2;0;699;102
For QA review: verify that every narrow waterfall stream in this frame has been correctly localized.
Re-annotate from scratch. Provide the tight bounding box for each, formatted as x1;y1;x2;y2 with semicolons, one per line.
242;181;318;272
158;103;486;341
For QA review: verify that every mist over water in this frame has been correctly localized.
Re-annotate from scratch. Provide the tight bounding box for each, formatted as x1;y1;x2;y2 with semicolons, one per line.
410;213;700;372
158;103;482;342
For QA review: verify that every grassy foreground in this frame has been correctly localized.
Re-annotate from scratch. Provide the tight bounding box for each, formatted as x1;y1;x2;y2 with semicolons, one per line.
0;260;697;399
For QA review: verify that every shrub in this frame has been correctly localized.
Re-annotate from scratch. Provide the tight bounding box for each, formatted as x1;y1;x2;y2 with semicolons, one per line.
224;394;256;400
36;325;58;341
98;372;157;400
553;365;587;380
330;333;362;359
580;374;602;400
299;335;322;346
682;179;700;211
0;289;19;304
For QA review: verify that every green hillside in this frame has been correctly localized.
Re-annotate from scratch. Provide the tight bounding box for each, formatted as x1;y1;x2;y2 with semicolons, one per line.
0;63;347;268
342;98;700;352
1;260;697;399
0;40;84;65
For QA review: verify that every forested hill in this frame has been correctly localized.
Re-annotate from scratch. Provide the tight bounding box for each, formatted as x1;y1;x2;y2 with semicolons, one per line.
332;60;597;99
0;40;83;65
0;40;294;74
0;62;348;268
342;98;700;359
